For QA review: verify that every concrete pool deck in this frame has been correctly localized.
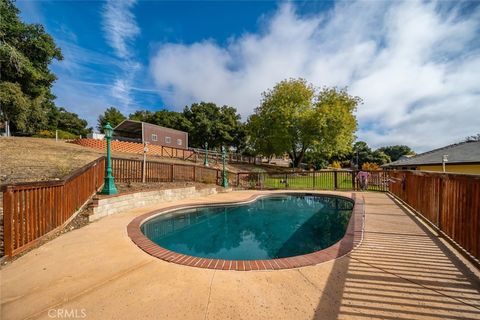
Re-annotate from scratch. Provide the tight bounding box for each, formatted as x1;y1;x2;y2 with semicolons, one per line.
1;190;479;320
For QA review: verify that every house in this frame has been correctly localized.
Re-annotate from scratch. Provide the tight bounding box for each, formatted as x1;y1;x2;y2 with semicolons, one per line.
86;133;105;140
382;140;480;174
113;120;188;149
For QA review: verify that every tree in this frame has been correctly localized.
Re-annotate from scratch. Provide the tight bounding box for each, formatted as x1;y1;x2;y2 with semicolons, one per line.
56;108;91;136
352;141;392;167
0;0;63;133
378;145;415;162
183;102;243;149
248;79;360;168
370;149;391;165
464;133;480;142
303;149;330;169
312;87;360;160
97;107;126;132
1;0;90;136
129;105;245;149
0;82;30;132
352;141;371;168
130;109;192;133
246;113;277;160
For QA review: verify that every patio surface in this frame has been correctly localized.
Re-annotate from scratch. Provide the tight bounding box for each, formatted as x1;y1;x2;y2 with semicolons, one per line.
1;191;479;320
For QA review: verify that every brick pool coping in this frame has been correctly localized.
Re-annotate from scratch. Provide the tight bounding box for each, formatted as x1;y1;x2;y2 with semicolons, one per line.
126;192;364;271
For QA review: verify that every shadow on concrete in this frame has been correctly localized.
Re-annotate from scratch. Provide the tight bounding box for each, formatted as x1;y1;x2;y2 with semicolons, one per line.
312;193;480;320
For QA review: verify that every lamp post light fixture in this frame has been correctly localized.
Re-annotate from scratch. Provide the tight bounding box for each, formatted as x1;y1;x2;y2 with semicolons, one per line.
101;122;118;195
442;154;448;173
204;142;209;167
221;145;228;188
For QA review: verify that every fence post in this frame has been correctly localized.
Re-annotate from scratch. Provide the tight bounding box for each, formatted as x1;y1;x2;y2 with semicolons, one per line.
3;186;14;257
93;161;98;190
334;171;338;190
237;173;240;187
313;172;316;190
193;165;196;182
142;152;147;184
170;164;174;182
438;175;444;230
352;171;356;190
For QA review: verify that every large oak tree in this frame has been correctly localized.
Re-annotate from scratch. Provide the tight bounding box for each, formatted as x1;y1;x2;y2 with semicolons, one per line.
0;0;90;135
248;79;360;168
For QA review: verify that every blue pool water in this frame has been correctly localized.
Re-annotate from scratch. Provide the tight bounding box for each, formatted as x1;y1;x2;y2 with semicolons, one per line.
141;194;354;260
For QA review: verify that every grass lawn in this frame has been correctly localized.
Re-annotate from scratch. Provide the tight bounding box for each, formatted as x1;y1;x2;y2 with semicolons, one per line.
264;175;353;190
242;171;388;191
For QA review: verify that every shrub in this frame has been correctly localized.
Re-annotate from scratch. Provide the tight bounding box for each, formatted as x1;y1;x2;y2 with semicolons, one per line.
362;162;380;171
330;161;342;169
34;129;78;140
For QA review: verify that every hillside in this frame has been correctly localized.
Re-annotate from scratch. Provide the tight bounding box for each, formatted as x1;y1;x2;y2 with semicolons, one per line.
0;137;289;185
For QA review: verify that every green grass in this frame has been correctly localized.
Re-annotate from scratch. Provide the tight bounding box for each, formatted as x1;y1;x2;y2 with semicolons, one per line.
242;172;388;191
264;175;353;190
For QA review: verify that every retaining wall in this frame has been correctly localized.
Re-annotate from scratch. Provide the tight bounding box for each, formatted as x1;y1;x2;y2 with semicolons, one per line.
89;187;219;222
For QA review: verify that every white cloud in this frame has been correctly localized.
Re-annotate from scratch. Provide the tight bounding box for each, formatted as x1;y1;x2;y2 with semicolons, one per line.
102;0;139;59
102;0;140;112
150;1;480;152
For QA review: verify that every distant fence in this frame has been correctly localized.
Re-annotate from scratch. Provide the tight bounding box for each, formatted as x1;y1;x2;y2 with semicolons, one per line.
1;157;105;257
236;170;389;191
389;170;480;263
72;138;261;164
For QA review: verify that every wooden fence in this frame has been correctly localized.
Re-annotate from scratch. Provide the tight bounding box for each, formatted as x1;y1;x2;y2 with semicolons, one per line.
389;170;480;263
112;158;238;186
1;157;105;257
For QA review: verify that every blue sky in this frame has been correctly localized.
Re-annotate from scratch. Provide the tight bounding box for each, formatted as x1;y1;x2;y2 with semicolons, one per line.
17;0;480;152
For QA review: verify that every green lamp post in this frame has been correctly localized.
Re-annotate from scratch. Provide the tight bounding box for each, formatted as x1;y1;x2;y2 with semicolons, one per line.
221;145;228;188
101;122;118;195
204;142;209;167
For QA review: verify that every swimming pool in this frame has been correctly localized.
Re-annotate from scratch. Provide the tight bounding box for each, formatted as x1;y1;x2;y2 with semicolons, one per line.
141;194;353;260
127;193;363;270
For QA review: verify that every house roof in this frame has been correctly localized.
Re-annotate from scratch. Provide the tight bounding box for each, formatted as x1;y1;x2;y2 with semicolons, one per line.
114;120;143;135
383;141;480;167
114;120;188;135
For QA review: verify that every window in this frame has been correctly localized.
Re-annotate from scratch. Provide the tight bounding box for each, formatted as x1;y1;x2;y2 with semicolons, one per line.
177;139;182;146
151;134;158;141
165;136;171;144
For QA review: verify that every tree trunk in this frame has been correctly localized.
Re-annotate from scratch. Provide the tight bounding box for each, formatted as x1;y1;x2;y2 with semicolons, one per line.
290;148;306;170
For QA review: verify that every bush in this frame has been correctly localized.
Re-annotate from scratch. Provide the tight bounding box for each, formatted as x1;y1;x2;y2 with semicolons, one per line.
33;129;78;140
362;162;380;171
330;161;342;169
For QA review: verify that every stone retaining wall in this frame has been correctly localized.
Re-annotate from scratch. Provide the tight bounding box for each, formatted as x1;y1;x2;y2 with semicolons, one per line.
89;187;219;222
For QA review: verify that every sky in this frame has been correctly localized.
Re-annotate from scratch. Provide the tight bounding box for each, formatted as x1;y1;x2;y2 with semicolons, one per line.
16;0;480;152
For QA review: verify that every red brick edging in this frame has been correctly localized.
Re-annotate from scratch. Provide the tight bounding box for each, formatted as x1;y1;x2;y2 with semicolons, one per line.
127;192;364;271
